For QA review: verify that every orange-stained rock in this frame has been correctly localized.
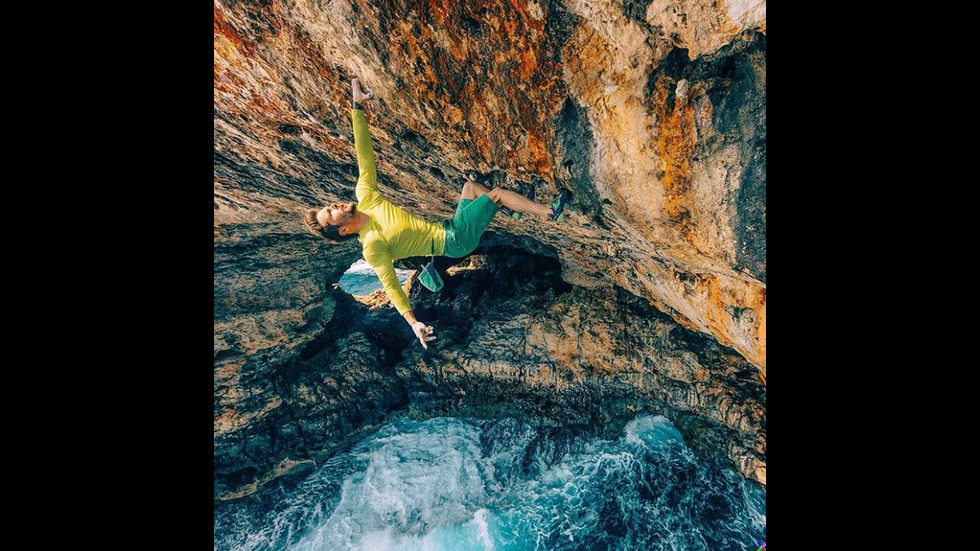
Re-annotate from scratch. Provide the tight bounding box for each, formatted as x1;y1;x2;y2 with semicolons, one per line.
214;0;766;498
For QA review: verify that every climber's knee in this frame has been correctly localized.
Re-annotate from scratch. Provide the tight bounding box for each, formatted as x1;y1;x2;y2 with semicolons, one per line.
462;180;490;200
486;187;503;204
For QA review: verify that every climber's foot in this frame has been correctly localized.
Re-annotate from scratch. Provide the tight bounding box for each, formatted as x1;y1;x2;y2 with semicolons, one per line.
548;188;572;222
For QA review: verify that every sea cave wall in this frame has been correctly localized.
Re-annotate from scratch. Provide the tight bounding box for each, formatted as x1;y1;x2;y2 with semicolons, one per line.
214;0;766;499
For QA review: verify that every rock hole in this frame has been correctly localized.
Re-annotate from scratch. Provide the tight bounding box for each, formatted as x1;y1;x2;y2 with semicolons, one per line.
428;166;445;180
338;259;413;296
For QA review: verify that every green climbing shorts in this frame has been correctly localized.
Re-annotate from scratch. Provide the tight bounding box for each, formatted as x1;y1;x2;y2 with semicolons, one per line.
443;194;499;258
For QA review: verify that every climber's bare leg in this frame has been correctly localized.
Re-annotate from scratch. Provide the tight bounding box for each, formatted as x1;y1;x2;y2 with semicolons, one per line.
461;178;551;218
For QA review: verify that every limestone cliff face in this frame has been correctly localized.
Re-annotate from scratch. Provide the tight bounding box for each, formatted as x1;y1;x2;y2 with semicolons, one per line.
214;0;766;499
402;247;765;485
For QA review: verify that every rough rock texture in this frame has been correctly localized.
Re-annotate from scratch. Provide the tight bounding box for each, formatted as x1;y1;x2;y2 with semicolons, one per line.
214;273;415;498
403;246;765;485
214;0;766;499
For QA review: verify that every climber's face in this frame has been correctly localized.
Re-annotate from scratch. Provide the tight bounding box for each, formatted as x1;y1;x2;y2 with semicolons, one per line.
318;202;356;227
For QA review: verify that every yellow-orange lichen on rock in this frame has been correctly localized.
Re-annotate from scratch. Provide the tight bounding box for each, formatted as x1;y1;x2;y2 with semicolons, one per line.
214;0;766;496
651;74;696;236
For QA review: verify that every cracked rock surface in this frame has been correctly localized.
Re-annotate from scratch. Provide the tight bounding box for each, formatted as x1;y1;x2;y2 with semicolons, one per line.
214;0;766;499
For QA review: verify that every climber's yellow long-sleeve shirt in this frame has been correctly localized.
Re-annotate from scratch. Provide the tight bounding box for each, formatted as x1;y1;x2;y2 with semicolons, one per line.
352;109;445;314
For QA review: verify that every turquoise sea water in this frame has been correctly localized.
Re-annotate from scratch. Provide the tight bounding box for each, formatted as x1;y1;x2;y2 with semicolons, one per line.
338;260;412;296
214;416;766;550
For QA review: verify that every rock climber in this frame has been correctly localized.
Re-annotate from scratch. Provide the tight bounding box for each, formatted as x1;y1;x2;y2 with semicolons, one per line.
305;78;570;349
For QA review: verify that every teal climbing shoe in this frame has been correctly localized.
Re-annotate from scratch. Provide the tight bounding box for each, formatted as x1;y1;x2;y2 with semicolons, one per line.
549;188;571;222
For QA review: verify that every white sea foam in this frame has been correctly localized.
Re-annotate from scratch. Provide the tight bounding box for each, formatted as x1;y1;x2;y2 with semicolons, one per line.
624;414;685;448
216;416;766;551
